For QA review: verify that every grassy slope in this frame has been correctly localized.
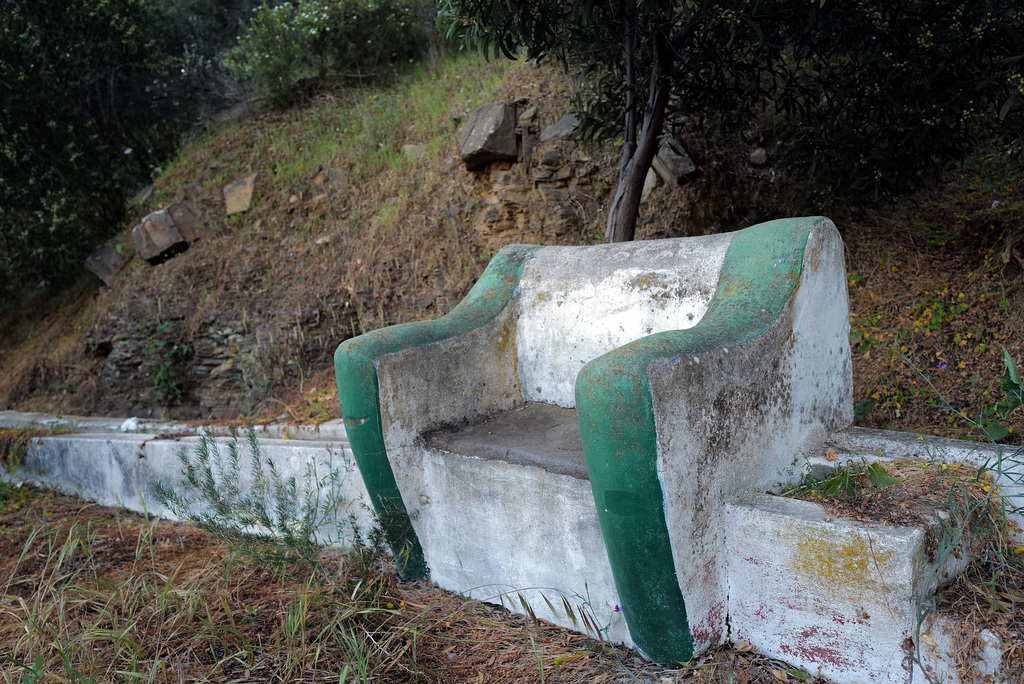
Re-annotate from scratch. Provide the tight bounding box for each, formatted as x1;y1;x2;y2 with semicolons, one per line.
0;53;1022;443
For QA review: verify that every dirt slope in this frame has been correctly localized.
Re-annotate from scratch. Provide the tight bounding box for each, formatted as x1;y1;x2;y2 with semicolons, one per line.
1;56;1022;443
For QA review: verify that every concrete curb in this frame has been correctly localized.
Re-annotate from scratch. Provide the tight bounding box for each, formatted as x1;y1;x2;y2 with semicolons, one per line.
0;412;1018;683
0;412;371;540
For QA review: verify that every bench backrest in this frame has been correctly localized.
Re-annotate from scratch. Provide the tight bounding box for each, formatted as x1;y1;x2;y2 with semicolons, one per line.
514;232;733;407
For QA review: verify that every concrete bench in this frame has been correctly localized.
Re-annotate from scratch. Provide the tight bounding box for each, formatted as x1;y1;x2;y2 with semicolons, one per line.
334;216;852;663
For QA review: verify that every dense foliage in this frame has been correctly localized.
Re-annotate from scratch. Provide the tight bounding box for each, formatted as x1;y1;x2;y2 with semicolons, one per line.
440;0;1024;222
223;0;434;101
776;0;1024;203
0;0;258;300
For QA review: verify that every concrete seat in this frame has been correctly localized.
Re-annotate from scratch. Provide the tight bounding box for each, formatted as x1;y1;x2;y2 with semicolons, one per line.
424;403;588;480
335;217;853;663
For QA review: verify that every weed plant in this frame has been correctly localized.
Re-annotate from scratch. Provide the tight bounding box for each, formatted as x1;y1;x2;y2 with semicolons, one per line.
784;348;1024;680
781;459;903;499
154;424;351;579
918;349;1024;615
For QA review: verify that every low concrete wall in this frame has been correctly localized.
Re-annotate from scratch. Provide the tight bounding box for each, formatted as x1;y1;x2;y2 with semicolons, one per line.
1;417;373;543
1;412;1018;682
826;427;1024;537
726;493;970;684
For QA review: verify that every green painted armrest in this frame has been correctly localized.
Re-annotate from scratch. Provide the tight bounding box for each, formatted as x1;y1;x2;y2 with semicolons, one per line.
334;244;540;577
575;217;831;663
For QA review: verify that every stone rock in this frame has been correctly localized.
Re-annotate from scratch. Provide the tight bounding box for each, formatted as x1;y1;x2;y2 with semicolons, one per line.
521;126;538;169
84;240;129;286
182;180;202;201
652;135;697;185
518;105;538;124
460;102;518;170
402;143;425;161
749;147;768;165
223;173;257;215
131;201;202;262
641;166;660;203
533;149;573;186
540;150;565;166
129;184;155;206
539;114;577;142
330;168;348;192
166;201;201;241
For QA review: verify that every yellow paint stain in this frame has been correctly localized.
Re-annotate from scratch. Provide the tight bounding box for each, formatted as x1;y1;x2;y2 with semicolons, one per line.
791;527;893;605
495;318;521;393
808;239;821;273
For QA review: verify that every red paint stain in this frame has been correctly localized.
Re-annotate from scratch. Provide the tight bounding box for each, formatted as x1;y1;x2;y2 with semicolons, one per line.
691;600;725;646
799;625;821;640
743;556;763;567
685;555;718;592
779;642;857;669
831;613;869;626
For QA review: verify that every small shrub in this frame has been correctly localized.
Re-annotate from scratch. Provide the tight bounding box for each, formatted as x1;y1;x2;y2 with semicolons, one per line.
224;0;432;101
154;424;353;577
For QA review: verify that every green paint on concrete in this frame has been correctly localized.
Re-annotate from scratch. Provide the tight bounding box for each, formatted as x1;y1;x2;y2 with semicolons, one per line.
575;217;824;663
334;244;540;579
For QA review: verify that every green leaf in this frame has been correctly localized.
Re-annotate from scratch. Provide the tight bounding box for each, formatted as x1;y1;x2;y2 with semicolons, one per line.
983;417;1011;442
999;96;1015;122
823;475;845;497
853;399;877;423
994;348;1023;420
867;462;902;488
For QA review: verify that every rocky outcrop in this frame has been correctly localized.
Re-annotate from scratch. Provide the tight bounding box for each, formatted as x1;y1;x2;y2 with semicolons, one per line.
224;173;257;215
539;114;577;142
652;135;697;185
131;201;202;262
85;240;129;286
472;146;604;247
460;103;518;170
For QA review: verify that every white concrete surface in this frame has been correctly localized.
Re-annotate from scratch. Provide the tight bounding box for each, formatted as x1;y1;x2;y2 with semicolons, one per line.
394;445;629;644
726;493;969;684
0;410;350;442
915;614;1010;684
9;428;373;545
651;219;853;652
515;233;731;407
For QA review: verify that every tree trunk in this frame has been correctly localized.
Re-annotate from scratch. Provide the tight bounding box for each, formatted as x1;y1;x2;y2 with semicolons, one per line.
605;24;674;243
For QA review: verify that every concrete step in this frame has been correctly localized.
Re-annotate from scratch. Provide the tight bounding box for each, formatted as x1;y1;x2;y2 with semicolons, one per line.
0;411;1019;683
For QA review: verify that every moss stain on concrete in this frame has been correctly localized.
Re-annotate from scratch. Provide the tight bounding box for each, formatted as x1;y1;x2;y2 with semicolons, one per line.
792;526;894;606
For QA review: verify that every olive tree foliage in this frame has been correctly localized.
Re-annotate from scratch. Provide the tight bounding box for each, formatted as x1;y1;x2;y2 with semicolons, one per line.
438;0;759;242
438;0;1024;242
0;0;258;300
769;0;1024;204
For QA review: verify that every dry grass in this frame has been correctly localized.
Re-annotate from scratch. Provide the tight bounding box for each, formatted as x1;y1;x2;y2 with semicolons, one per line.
0;486;839;684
